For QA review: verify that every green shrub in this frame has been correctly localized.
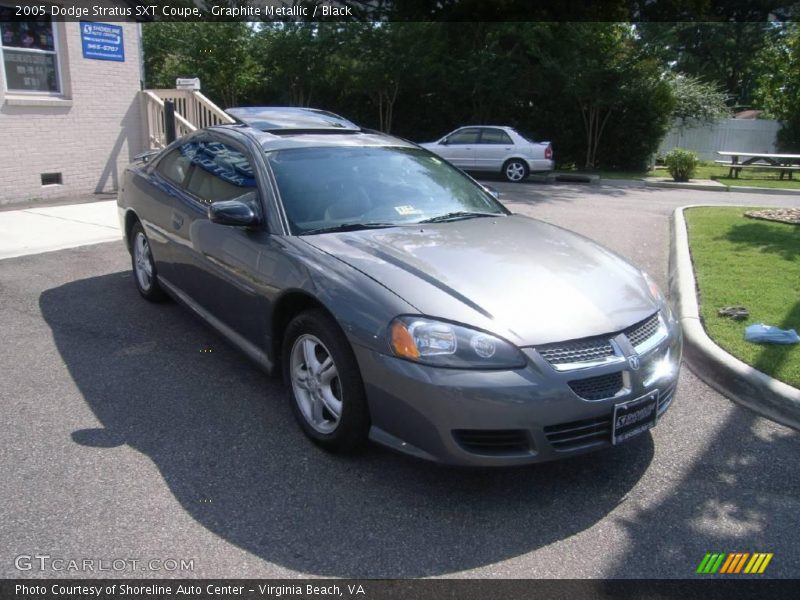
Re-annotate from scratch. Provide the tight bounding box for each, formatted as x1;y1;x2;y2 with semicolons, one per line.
664;148;699;182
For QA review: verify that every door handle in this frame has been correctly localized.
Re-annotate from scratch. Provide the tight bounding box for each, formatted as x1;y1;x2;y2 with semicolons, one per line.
171;212;184;229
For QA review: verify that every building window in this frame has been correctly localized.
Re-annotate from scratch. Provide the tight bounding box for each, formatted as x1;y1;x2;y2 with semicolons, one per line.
0;9;61;94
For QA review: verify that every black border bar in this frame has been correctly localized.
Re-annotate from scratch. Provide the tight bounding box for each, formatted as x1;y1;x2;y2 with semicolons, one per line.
3;579;800;600
4;0;797;22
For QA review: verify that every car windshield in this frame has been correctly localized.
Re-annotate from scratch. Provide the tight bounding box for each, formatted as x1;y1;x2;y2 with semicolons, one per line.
265;146;507;235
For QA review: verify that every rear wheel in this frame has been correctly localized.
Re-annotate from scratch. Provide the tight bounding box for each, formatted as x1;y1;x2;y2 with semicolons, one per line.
130;221;166;302
503;159;529;183
282;310;370;452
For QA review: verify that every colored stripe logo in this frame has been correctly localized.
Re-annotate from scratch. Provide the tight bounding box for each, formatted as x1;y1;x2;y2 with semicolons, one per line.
696;552;773;574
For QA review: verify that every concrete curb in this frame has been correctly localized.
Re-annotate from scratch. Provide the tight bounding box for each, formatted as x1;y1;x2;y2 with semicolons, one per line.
727;185;800;196
646;177;800;196
551;172;600;184
669;205;800;431
646;178;727;191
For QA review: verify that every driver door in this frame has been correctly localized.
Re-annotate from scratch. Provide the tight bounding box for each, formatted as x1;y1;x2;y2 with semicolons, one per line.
436;127;479;169
168;136;272;347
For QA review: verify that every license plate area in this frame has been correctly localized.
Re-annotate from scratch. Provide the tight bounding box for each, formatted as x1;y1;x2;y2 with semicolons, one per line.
612;391;658;445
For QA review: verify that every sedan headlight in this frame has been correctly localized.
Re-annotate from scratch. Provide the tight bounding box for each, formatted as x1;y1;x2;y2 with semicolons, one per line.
642;270;677;321
642;271;665;304
389;316;526;369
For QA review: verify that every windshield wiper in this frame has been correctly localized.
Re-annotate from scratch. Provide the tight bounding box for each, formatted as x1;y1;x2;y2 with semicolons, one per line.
301;222;399;235
418;211;500;223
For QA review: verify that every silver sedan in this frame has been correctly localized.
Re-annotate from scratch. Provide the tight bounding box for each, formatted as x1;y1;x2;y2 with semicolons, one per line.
420;125;554;182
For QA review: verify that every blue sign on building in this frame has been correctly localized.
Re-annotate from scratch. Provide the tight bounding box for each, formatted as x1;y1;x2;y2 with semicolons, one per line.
80;22;124;62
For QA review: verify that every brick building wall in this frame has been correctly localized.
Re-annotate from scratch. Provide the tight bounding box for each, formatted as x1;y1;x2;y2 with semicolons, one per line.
0;18;144;206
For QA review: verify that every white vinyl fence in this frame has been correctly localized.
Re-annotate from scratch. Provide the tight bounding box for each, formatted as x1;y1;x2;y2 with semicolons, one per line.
657;118;781;161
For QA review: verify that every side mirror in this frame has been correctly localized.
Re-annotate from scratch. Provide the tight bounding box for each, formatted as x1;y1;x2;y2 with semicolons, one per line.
439;138;449;145
208;193;260;227
134;149;161;164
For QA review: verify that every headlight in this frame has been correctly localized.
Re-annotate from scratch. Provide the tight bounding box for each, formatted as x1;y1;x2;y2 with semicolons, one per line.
642;270;678;322
642;271;665;304
389;316;526;369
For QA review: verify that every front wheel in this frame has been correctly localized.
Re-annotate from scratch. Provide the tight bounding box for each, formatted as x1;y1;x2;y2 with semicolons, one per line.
503;159;529;183
282;310;370;452
130;221;166;302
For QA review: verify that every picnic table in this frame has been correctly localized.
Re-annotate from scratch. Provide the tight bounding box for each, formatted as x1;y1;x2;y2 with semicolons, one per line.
716;151;800;180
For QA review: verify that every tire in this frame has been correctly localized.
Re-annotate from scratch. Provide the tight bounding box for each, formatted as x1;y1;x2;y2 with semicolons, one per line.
282;309;370;453
130;221;167;302
503;158;529;183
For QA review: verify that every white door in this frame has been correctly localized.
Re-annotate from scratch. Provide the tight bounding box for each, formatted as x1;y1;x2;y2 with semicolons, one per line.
474;128;515;171
435;128;480;168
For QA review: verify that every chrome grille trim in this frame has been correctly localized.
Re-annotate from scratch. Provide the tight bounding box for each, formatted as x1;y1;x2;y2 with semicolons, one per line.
536;337;625;372
534;311;667;372
537;337;615;364
626;312;668;355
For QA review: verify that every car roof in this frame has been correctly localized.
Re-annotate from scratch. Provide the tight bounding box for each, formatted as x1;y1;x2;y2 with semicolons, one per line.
207;123;416;152
226;106;360;132
211;106;417;152
457;125;515;130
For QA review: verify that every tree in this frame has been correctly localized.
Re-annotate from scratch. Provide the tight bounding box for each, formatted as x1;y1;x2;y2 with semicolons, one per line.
754;23;800;151
141;21;676;170
252;23;335;107
667;73;730;126
142;21;260;108
636;22;772;109
532;23;673;170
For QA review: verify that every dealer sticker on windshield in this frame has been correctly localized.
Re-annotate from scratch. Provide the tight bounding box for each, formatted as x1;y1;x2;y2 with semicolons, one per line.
394;205;421;215
612;391;658;445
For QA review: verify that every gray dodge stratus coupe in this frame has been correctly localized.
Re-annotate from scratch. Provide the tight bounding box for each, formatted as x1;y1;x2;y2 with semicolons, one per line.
118;107;682;466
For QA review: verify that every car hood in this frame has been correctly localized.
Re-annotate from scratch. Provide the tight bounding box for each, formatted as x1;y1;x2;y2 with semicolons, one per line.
302;215;658;346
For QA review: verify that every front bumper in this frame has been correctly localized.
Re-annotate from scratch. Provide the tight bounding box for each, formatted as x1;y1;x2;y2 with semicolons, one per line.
354;316;682;467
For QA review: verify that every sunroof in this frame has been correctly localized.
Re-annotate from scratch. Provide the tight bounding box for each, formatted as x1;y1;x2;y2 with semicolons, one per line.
226;107;360;131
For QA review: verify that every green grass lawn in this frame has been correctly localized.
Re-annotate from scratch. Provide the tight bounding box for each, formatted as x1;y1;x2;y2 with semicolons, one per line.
685;207;800;389
592;161;800;189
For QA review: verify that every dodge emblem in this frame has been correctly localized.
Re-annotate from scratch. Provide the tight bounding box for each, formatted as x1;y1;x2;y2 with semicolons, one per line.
628;354;640;370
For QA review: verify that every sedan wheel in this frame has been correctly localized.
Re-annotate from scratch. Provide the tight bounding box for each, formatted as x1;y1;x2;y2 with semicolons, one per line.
290;334;343;434
503;159;529;183
130;221;166;302
283;310;370;452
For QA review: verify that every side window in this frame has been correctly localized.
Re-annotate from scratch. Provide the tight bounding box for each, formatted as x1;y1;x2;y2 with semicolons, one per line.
155;143;197;186
0;11;61;94
185;141;257;204
447;128;480;145
480;129;513;144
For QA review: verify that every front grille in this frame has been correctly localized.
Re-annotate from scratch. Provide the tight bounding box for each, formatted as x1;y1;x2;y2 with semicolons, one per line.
568;371;624;400
544;415;611;451
537;337;615;366
624;312;660;348
453;429;531;455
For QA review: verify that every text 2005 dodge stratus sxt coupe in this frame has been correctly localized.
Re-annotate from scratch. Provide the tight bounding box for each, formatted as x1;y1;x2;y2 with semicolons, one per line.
118;107;682;466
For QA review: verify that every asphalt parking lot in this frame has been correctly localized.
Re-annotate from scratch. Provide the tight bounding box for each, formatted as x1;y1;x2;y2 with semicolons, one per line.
2;182;799;579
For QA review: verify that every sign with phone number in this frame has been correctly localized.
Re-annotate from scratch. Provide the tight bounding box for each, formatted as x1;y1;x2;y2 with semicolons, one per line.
80;21;124;62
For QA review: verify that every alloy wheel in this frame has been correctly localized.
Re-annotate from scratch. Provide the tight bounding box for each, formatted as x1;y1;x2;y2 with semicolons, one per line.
290;334;343;434
133;231;154;292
